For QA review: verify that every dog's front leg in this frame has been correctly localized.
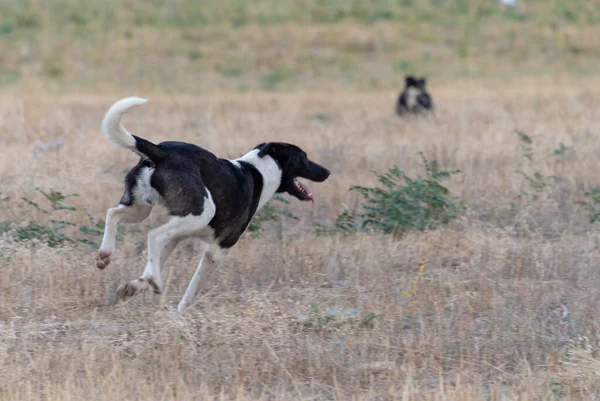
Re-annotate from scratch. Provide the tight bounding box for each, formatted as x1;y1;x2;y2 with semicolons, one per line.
97;204;152;270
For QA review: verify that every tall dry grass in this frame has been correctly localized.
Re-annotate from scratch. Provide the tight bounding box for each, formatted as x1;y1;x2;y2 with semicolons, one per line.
1;78;600;399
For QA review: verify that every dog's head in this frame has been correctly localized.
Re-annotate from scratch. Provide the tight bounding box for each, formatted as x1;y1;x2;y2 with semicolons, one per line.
256;142;330;203
405;76;427;90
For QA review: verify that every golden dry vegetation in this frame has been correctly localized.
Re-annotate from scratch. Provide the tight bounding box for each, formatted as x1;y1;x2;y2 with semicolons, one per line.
3;0;600;399
2;78;600;400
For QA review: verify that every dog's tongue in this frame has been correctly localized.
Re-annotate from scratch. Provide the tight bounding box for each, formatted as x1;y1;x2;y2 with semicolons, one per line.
297;181;314;203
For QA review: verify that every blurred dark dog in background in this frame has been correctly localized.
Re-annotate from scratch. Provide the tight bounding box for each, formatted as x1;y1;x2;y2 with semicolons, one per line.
396;76;433;117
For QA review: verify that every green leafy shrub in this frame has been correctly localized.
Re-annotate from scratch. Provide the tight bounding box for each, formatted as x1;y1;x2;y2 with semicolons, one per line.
1;188;108;248
12;221;74;247
248;195;298;234
7;188;79;247
318;154;463;235
515;130;565;200
314;209;361;235
353;154;462;233
22;188;77;213
576;187;600;224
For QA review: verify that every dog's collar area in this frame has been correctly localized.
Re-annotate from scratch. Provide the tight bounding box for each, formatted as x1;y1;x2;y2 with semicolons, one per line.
235;149;283;210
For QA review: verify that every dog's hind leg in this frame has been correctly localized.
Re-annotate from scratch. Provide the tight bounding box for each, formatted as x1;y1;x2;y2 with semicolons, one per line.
116;200;216;300
159;236;183;268
96;204;152;270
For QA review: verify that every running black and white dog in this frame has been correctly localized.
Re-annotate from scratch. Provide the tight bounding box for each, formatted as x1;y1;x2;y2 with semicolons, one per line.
396;76;433;117
96;97;330;312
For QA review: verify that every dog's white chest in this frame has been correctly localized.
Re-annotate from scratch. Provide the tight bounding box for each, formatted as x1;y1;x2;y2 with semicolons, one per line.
405;87;420;109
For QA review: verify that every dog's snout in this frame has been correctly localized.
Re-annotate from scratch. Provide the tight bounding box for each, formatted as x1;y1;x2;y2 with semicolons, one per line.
307;160;331;182
315;166;330;182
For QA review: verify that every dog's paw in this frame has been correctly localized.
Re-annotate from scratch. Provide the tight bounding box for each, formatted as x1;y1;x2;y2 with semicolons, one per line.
96;250;112;270
116;279;144;299
116;277;163;300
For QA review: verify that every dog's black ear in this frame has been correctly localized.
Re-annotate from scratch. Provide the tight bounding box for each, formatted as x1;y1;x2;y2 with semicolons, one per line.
257;143;291;157
418;78;427;87
257;143;273;157
257;142;295;158
405;76;417;87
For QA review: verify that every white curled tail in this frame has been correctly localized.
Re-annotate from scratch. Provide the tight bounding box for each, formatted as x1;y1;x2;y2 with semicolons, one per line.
102;97;148;150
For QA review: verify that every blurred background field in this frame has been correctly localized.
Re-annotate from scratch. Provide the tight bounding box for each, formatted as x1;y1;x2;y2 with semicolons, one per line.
1;0;599;92
2;1;600;400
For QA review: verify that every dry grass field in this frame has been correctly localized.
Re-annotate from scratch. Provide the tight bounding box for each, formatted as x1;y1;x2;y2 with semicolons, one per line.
3;1;600;400
2;0;600;93
1;78;600;400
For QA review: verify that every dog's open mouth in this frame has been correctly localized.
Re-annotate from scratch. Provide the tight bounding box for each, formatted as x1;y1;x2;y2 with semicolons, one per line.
293;178;314;203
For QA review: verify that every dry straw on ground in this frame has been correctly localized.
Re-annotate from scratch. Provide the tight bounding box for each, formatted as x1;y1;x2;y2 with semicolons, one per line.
1;78;600;399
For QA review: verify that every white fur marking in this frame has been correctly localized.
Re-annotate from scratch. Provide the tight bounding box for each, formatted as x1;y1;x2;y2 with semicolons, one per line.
235;149;282;210
405;87;420;110
102;97;148;150
132;167;162;205
228;159;242;169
